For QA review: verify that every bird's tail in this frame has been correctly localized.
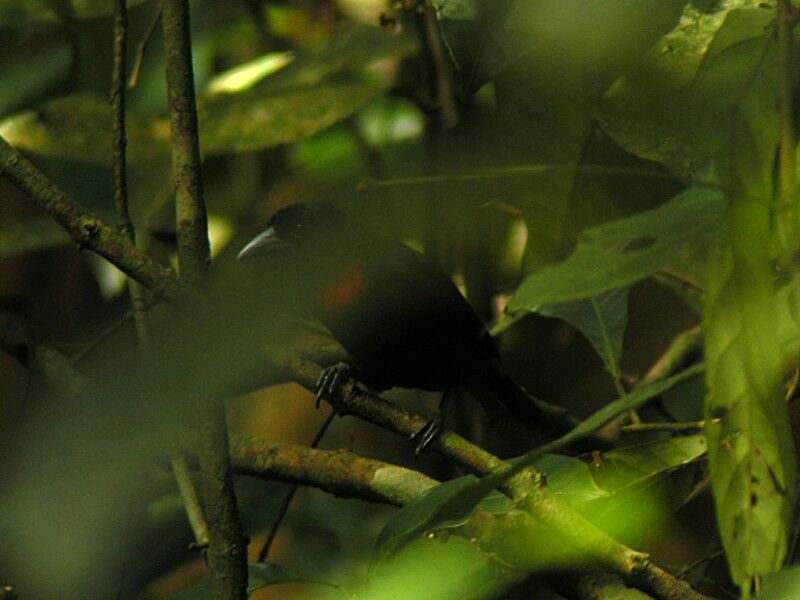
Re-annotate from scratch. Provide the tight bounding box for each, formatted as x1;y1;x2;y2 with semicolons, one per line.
493;376;576;436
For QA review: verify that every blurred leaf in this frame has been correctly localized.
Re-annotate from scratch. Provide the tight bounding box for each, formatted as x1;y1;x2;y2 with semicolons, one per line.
758;565;800;599
0;82;386;161
508;187;723;308
0;217;69;260
253;24;417;93
432;0;685;93
661;372;706;423
170;562;345;599
532;454;609;505
206;51;295;95
598;3;774;178
0;0;148;26
0;39;72;116
367;536;507;600
536;287;629;373
374;474;487;559
590;434;707;493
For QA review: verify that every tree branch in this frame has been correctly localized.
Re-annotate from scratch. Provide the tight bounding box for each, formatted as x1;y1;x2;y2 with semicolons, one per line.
231;434;438;506
0;136;186;303
161;1;246;598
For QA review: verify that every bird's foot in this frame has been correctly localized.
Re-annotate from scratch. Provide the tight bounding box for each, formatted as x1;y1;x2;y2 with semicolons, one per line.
409;410;444;455
315;362;354;408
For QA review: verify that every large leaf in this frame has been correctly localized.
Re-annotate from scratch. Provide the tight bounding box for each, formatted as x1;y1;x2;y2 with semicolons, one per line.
508;186;723;308
701;7;797;588
431;0;685;93
0;83;385;162
590;434;707;494
598;2;775;178
536;287;629;373
0;0;148;27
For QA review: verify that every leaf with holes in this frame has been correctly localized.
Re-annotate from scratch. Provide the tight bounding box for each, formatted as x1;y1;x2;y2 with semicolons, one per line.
508;186;722;309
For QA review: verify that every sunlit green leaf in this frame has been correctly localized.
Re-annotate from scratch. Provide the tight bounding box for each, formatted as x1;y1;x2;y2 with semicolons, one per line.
367;536;508;600
533;454;609;505
591;434;707;494
509;187;723;308
758;565;800;600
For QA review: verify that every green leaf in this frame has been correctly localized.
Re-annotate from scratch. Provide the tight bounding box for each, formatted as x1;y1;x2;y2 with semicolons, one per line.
533;454;609;505
374;474;488;559
367;536;507;600
758;566;800;600
0;217;69;260
432;0;685;93
536;288;629;373
170;562;345;599
0;0;148;27
383;364;704;540
704;202;797;588
598;2;775;178
0;83;386;162
590;434;707;494
508;187;723;308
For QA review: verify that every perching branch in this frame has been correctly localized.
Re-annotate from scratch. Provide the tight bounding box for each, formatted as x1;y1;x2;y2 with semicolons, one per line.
231;434;439;506
282;356;709;600
161;1;246;599
0;135;186;303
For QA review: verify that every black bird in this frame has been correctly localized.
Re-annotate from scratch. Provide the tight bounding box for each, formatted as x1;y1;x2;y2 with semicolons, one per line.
238;203;548;451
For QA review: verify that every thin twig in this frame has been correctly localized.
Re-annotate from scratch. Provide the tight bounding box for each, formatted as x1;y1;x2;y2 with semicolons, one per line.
258;410;336;562
0;136;186;303
113;0;151;349
419;0;458;128
621;420;708;433
170;443;210;548
128;4;163;90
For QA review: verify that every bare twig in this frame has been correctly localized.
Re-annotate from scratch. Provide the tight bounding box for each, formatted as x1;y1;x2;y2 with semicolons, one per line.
161;1;246;597
419;0;458;128
258;410;335;561
170;444;210;548
113;0;151;349
128;4;163;90
0;136;186;303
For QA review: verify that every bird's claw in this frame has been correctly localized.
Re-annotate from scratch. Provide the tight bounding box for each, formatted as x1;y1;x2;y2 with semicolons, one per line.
409;410;443;455
315;362;353;408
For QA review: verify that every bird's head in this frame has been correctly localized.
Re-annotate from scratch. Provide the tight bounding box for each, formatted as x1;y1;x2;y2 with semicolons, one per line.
237;203;348;259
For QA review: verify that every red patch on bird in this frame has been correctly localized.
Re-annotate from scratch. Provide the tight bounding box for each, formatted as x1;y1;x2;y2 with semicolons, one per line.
317;263;365;314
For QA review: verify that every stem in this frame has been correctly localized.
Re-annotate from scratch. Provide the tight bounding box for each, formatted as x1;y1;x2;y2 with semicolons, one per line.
258;410;335;562
161;1;246;598
0;135;186;303
112;0;151;349
170;445;210;547
128;5;162;90
420;0;458;128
